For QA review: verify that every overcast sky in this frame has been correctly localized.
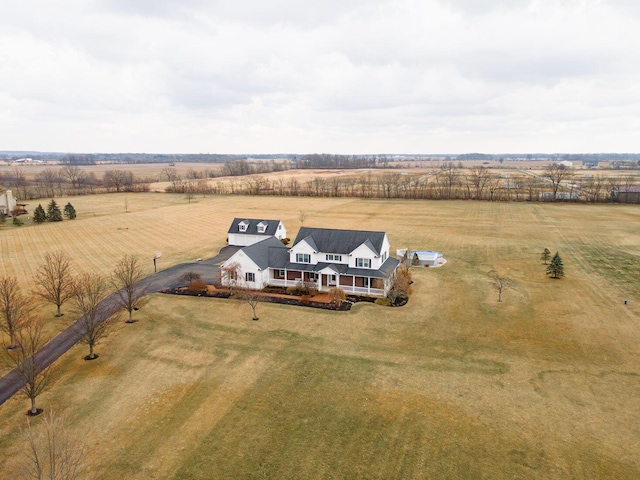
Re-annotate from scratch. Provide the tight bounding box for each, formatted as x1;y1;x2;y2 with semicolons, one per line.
1;0;639;154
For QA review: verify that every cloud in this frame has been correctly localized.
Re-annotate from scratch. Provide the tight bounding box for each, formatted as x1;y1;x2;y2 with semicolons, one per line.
0;0;639;153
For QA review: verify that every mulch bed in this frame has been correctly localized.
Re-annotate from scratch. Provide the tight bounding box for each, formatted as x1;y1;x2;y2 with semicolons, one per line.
161;286;394;311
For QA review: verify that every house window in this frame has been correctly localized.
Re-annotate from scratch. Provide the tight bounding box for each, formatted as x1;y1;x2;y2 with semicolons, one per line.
308;272;318;281
296;253;311;263
278;269;285;277
363;277;371;287
227;270;237;281
356;258;371;268
257;222;267;233
326;254;342;262
246;272;255;282
239;222;247;232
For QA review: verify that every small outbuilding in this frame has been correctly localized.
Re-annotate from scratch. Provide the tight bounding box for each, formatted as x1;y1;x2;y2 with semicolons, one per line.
396;249;445;267
227;218;287;247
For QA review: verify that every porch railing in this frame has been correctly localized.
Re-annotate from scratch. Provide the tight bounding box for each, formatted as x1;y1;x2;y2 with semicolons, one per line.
268;279;385;297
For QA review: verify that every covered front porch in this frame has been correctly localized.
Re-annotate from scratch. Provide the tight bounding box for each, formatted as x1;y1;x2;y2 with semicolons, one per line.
269;268;386;297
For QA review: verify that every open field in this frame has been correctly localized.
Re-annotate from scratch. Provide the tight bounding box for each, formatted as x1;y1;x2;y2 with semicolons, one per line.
1;195;640;478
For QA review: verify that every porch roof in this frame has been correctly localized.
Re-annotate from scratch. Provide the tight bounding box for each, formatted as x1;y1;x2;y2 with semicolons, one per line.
267;255;400;279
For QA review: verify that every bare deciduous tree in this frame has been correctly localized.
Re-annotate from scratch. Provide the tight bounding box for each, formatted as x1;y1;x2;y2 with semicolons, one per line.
491;274;514;302
0;276;31;348
298;210;307;226
221;262;241;295
14;409;85;480
103;170;133;193
71;273;119;360
469;166;492;200
111;254;148;323
61;164;86;190
34;252;74;317
3;318;53;415
544;163;572;200
236;287;262;321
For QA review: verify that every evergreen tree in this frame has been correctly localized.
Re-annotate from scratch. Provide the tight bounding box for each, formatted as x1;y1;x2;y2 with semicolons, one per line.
64;202;77;219
546;252;565;279
46;199;63;222
33;204;47;224
540;247;551;264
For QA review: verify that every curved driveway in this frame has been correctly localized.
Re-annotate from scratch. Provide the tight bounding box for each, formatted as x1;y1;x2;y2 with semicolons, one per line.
0;246;240;407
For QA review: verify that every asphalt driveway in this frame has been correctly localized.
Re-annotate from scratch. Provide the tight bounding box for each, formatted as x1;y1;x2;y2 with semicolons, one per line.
0;245;241;406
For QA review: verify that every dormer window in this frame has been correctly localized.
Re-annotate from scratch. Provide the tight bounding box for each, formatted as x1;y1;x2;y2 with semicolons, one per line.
239;221;248;232
257;222;267;234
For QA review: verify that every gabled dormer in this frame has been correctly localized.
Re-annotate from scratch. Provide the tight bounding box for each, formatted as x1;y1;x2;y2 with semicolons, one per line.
238;220;249;232
289;236;318;264
257;221;268;234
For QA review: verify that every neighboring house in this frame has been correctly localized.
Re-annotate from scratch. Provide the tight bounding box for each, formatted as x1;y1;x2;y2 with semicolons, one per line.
0;190;17;216
222;226;400;297
227;218;287;247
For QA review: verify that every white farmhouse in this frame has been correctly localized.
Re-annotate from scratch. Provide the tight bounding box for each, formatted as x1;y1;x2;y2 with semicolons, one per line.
222;226;400;297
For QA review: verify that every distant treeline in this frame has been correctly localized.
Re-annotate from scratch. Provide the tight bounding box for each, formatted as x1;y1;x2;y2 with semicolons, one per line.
167;164;640;204
2;151;640;167
2;160;639;205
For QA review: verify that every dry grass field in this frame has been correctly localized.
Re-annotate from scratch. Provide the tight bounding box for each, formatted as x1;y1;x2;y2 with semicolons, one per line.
1;194;639;479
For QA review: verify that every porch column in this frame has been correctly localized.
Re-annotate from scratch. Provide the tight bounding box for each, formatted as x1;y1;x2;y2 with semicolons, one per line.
284;268;287;287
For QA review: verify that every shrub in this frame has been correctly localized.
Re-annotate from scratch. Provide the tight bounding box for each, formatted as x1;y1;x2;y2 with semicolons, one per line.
181;272;202;283
329;287;346;307
188;279;208;294
63;202;77;219
280;237;291;245
300;294;311;304
12;216;23;226
387;265;412;306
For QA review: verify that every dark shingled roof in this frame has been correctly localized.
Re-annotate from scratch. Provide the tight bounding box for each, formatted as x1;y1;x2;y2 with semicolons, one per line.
240;237;288;269
293;227;386;256
227;218;282;236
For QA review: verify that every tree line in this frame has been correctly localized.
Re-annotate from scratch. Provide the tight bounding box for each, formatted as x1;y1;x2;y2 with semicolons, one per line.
166;163;640;203
0;166;151;200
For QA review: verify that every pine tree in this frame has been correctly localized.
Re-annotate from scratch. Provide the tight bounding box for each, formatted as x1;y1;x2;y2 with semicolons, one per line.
546;252;565;279
64;202;77;220
541;247;551;264
47;199;63;222
33;204;47;224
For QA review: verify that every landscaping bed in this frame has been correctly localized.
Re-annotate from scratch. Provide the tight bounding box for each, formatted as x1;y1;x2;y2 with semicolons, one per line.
162;286;384;311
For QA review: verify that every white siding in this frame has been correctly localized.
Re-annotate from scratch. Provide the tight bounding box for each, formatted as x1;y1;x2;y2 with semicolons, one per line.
349;243;379;269
220;251;269;289
289;239;317;264
228;233;272;247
